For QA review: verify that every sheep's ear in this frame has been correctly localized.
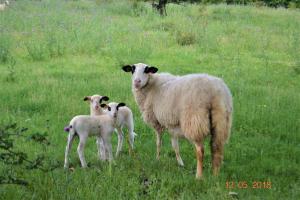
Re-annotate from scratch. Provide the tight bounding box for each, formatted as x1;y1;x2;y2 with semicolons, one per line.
122;65;132;72
144;66;158;74
117;103;126;110
122;65;135;74
100;96;109;103
83;96;91;101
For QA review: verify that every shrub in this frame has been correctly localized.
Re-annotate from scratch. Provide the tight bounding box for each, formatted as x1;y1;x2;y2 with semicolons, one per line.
176;30;197;46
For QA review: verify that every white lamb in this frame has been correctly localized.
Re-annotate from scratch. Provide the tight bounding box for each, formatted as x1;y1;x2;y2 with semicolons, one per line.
122;63;233;179
105;102;136;156
0;1;9;11
63;102;126;168
83;95;109;159
84;95;137;157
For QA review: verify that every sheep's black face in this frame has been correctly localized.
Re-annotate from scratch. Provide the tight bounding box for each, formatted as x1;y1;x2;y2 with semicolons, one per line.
122;63;158;89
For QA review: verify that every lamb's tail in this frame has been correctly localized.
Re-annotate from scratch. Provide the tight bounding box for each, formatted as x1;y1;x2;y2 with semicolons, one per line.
64;125;72;132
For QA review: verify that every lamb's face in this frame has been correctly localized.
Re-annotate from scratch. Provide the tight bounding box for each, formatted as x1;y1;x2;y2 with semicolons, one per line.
84;95;109;111
101;102;126;118
122;63;158;89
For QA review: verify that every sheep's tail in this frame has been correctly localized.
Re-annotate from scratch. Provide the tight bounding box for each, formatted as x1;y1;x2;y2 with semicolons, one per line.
210;93;232;146
210;87;233;175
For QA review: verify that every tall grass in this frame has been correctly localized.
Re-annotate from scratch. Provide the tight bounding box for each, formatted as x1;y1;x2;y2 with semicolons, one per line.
0;0;299;199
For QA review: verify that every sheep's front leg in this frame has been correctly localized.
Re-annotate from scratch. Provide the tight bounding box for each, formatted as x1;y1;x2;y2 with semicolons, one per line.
77;135;88;168
171;136;184;166
115;128;124;157
155;130;162;160
96;137;106;161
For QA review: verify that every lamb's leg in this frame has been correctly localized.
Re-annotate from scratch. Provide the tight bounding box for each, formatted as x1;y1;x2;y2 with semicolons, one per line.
195;143;204;179
103;137;113;162
64;131;76;168
77;135;87;168
171;136;184;166
116;128;124;157
127;121;135;150
96;137;106;160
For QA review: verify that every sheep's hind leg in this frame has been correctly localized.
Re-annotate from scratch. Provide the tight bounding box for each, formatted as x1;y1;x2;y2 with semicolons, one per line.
211;140;224;176
195;143;204;179
171;136;184;166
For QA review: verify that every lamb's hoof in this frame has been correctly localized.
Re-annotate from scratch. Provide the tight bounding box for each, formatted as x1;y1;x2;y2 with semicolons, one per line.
178;161;184;167
110;160;117;166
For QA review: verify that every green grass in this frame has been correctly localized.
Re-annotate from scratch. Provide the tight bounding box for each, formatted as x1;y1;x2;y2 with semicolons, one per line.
0;0;300;199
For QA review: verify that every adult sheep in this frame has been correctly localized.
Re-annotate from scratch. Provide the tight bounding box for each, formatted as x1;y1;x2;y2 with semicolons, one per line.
122;63;233;179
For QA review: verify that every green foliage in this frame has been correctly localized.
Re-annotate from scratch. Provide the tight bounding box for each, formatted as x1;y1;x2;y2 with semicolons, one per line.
0;0;299;199
156;0;300;8
0;123;57;186
0;35;12;64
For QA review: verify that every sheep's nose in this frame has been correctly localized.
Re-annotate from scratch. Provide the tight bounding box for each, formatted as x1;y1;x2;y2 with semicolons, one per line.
95;105;99;110
134;79;141;84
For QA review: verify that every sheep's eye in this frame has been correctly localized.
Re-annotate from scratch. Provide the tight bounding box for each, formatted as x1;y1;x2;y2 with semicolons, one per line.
108;107;111;111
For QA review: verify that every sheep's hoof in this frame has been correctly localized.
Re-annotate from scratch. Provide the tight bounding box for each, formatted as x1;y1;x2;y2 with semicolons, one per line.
195;174;204;180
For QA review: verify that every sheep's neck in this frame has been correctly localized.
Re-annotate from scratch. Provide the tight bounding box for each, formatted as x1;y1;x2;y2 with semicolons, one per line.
133;87;147;112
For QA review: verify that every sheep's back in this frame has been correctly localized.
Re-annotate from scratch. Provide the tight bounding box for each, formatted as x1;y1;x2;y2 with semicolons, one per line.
151;74;231;129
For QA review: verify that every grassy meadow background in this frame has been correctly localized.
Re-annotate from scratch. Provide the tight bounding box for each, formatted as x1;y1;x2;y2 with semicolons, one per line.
0;0;300;199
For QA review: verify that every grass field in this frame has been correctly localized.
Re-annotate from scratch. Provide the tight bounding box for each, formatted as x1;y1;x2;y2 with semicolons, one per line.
0;0;300;199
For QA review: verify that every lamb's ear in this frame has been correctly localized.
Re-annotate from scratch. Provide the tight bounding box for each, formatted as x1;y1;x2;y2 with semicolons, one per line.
144;66;158;74
100;96;109;103
117;102;126;110
100;104;108;108
83;96;91;101
122;65;134;73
